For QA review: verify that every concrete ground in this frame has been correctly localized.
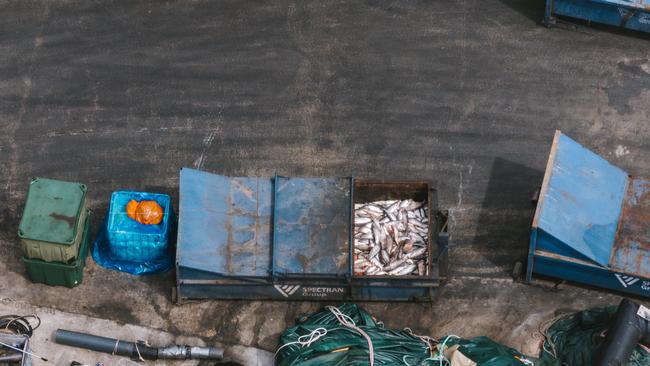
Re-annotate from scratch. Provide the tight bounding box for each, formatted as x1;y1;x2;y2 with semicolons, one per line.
1;0;650;364
0;298;272;366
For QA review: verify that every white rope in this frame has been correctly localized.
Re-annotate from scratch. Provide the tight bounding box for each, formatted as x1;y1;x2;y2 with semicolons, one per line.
404;327;437;352
426;334;459;366
274;327;328;359
134;342;145;362
326;305;374;366
402;354;417;366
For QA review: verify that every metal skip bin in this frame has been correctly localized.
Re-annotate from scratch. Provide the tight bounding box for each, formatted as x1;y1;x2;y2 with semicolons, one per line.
175;168;448;302
544;0;650;34
527;131;650;298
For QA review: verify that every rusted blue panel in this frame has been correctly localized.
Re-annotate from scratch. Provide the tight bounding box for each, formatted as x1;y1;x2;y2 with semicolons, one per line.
528;131;650;298
176;169;446;302
545;0;650;34
610;179;650;278
534;131;627;266
272;177;351;276
177;168;272;277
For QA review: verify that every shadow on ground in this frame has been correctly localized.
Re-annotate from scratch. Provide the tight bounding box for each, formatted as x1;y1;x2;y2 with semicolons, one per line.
458;157;543;277
498;0;546;22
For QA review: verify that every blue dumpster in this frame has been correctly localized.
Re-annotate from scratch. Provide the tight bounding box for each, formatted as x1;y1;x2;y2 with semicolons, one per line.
527;131;650;297
175;168;448;302
545;0;650;34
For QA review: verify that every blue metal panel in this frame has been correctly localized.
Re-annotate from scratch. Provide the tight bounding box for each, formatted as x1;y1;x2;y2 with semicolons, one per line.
546;0;650;34
535;230;596;262
528;132;650;299
177;281;437;301
176;169;445;302
535;131;627;267
531;253;650;298
272;177;351;276
610;178;650;277
177;168;272;277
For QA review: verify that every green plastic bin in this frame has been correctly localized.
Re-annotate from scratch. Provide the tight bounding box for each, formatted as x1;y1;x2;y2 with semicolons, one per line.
23;211;91;288
19;178;87;263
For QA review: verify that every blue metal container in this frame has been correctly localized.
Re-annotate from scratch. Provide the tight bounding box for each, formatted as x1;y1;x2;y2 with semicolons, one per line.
527;131;650;297
545;0;650;34
107;190;172;262
175;168;448;302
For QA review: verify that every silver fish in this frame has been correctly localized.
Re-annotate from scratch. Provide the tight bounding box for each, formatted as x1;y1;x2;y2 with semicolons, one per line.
389;263;416;276
383;257;409;272
356;243;371;251
364;205;383;214
380;249;390;264
406;247;426;259
366;266;380;275
370;256;383;269
355;217;372;225
354;199;430;277
369;244;381;259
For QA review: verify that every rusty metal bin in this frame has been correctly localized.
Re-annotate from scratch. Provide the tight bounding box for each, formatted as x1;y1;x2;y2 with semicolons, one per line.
527;131;650;298
175;168;448;303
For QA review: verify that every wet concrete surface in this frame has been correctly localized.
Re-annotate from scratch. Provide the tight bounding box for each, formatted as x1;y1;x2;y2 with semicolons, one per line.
1;0;650;360
0;299;273;366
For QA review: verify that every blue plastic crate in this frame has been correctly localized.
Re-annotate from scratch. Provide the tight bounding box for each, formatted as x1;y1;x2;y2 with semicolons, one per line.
107;191;172;263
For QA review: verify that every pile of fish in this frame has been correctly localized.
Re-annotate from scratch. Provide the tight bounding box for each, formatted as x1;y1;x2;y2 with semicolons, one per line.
354;199;429;276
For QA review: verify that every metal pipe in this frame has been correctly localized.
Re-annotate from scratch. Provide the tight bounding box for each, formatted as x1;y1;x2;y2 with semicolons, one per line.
54;329;223;361
594;299;650;366
55;329;157;360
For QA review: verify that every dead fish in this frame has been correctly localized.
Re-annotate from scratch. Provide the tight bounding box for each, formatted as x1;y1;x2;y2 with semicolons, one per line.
366;266;380;275
370;256;383;269
389;263;417;276
380;249;390;264
383;257;409;272
406;247;426;259
355;217;372;225
363;205;383;214
418;261;426;276
369;244;381;259
354;199;430;277
357;225;372;235
356;243;371;251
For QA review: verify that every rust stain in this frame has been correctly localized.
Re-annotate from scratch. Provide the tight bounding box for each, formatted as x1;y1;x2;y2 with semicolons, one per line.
49;213;76;228
612;178;650;277
232;179;255;200
560;190;577;204
297;254;309;272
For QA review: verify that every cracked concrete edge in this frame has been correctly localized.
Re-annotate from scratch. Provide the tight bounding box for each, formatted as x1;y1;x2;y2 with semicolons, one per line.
0;298;273;366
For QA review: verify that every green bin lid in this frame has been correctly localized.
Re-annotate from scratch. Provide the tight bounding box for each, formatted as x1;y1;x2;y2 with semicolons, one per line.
18;178;87;245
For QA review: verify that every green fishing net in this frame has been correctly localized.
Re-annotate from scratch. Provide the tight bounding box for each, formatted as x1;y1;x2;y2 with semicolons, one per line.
537;306;650;366
275;304;531;366
276;303;650;366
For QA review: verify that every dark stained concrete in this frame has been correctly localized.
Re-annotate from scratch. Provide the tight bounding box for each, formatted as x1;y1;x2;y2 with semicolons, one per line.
1;0;650;358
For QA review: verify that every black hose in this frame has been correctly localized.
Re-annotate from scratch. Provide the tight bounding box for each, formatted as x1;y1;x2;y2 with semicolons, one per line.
594;298;650;366
0;315;40;337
